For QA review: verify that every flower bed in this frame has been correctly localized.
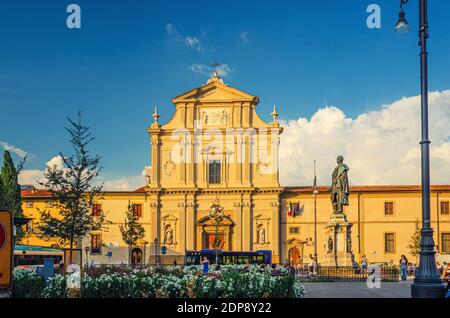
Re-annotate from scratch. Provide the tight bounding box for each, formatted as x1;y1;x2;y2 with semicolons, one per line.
13;265;305;298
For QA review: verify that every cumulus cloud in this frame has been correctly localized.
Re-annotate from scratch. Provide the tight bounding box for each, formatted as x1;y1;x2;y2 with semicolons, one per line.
19;156;146;191
0;141;28;158
279;91;450;186
166;23;204;52
18;155;63;186
190;63;232;77
102;174;145;191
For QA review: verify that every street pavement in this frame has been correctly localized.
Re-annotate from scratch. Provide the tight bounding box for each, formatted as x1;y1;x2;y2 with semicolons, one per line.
301;281;413;298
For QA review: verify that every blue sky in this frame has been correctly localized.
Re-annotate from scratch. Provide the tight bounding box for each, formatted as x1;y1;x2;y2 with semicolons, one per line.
1;0;450;186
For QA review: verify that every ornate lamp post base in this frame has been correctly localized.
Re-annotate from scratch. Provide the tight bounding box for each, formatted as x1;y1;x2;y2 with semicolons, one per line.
411;228;445;298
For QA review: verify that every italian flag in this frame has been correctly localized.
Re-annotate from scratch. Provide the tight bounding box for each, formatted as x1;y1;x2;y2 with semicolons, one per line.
288;202;293;216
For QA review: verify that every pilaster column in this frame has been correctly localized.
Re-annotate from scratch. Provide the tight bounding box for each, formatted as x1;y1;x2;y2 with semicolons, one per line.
271;199;281;263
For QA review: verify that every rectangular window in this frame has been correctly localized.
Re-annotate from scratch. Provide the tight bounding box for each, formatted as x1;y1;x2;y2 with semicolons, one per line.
208;160;221;184
92;204;102;217
26;201;34;208
384;202;394;215
441;201;449;215
442;233;450;253
91;234;102;254
132;204;142;218
384;233;395;253
289;227;299;234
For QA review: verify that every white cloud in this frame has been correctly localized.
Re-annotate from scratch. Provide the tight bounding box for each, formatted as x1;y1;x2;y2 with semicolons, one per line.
19;156;146;191
239;31;249;43
46;155;64;170
18;155;63;186
0;141;28;158
190;63;232;77
166;23;204;52
279;91;450;186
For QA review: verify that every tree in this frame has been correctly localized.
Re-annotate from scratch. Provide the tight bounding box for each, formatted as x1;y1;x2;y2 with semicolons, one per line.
408;219;421;262
37;112;107;264
0;150;26;241
120;201;145;265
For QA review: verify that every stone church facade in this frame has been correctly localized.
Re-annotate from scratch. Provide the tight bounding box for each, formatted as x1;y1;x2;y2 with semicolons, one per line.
146;73;283;263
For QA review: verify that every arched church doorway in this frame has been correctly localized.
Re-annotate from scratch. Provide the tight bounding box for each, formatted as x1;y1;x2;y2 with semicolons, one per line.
131;248;143;265
288;247;301;266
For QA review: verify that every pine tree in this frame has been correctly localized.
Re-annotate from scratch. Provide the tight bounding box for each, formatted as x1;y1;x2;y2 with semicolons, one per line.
0;150;25;241
37;112;108;264
119;201;145;265
408;219;421;261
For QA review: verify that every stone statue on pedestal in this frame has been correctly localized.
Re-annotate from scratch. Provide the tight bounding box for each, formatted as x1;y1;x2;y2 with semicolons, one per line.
331;155;349;214
322;155;356;267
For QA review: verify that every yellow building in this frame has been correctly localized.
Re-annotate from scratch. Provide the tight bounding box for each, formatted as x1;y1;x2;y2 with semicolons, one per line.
20;74;450;266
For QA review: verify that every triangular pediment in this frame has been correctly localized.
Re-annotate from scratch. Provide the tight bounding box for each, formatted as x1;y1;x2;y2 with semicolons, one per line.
172;80;258;104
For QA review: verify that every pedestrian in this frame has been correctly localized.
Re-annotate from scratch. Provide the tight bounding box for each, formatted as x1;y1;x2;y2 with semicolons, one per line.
361;255;368;273
90;260;95;269
308;254;315;273
173;259;177;266
58;261;65;275
442;262;449;281
202;256;210;274
399;255;408;281
245;261;251;272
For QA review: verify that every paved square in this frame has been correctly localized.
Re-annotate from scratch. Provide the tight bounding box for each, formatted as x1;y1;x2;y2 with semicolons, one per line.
302;281;413;298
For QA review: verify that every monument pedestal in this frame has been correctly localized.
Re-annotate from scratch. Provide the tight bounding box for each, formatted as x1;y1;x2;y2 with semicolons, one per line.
322;213;356;268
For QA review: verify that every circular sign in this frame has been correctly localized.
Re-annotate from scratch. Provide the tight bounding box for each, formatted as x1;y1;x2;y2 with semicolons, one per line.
84;246;90;252
161;245;167;255
0;222;6;250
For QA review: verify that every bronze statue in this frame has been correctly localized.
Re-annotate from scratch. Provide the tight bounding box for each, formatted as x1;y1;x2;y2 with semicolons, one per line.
331;155;350;214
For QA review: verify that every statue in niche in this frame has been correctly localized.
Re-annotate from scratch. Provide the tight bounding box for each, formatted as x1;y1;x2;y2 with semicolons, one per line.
257;224;266;244
164;224;173;245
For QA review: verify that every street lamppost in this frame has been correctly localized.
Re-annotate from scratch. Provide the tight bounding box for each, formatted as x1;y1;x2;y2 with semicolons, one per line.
313;160;319;273
395;0;445;298
153;238;159;266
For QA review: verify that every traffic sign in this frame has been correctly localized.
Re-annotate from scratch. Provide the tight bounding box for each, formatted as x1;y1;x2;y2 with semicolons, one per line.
161;245;167;255
84;246;90;252
0;211;13;291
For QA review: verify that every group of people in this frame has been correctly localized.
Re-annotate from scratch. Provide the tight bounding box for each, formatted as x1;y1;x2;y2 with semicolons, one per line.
437;262;450;282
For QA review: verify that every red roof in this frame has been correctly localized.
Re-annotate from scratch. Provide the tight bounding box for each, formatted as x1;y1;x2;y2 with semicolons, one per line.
283;185;450;193
21;188;52;197
21;186;149;197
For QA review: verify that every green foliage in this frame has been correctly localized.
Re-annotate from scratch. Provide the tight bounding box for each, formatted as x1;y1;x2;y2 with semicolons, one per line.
12;269;45;298
42;275;67;298
37;112;108;262
408;219;421;257
13;266;305;298
0;150;26;241
119;201;145;264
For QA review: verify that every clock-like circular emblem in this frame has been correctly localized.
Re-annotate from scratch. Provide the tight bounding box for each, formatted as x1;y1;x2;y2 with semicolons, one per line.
0;222;6;250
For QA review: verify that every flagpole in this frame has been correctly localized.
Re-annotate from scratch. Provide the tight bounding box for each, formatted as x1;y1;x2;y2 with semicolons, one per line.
313;160;319;273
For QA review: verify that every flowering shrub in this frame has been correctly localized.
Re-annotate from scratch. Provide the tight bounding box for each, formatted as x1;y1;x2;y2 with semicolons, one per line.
14;265;305;298
12;269;45;298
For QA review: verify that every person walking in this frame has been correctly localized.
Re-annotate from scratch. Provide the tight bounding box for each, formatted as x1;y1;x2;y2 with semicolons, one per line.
399;255;408;282
361;255;368;273
202;256;210;275
308;255;315;274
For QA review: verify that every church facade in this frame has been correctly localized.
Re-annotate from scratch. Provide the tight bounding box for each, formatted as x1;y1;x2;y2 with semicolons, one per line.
145;72;283;263
21;74;450;266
